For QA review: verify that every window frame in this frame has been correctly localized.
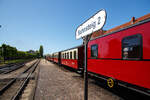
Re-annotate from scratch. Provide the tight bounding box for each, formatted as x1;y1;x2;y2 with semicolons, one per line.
70;52;72;59
65;53;66;59
74;51;76;60
67;52;69;59
91;44;98;59
62;53;64;59
122;34;143;60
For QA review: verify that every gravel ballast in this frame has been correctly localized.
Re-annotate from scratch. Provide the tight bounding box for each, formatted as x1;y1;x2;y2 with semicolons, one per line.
34;59;122;100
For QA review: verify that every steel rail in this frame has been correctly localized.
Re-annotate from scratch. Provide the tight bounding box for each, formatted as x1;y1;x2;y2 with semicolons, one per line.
0;59;33;74
11;59;40;100
0;59;39;96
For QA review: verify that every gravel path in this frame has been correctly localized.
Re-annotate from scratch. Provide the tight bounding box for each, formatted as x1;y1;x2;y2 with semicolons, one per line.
34;59;122;100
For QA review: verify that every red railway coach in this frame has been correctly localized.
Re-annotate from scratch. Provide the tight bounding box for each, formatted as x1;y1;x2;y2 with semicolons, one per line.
53;52;61;64
60;45;84;72
87;15;150;95
46;55;49;61
46;54;53;62
46;56;50;61
50;54;54;62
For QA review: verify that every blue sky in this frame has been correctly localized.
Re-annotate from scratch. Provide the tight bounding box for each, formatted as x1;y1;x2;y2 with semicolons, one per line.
0;0;150;54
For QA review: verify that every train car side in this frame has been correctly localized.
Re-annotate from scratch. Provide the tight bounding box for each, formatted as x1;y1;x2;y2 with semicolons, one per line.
53;52;59;64
87;18;150;95
61;45;84;72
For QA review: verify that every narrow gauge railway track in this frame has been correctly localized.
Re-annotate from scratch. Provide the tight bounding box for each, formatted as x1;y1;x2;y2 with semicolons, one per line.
0;64;15;69
0;60;33;74
0;63;25;74
0;60;32;69
0;59;40;100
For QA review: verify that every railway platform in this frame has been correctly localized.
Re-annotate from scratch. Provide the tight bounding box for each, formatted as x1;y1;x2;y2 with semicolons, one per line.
34;59;121;100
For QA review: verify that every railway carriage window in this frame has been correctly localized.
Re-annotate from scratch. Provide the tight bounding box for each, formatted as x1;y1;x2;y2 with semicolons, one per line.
122;34;142;60
67;52;69;59
70;52;72;59
91;44;98;58
66;53;67;59
65;53;66;59
74;51;76;59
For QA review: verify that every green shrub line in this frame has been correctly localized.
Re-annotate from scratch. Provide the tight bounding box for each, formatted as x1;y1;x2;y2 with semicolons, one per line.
0;43;42;64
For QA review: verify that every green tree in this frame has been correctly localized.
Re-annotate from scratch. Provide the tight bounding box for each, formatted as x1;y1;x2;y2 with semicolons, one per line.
39;45;43;57
0;43;40;63
2;44;7;62
35;50;40;58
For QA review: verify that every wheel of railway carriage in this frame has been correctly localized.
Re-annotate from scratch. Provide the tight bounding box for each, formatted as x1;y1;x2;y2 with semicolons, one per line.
107;77;117;88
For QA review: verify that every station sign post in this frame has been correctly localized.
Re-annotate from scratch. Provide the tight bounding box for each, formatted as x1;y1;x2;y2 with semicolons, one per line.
75;9;106;100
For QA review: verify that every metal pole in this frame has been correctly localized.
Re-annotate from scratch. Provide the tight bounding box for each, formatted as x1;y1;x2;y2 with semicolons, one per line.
84;36;88;100
83;34;92;100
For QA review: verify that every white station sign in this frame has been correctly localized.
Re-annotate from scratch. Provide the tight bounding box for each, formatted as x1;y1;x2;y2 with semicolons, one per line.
76;9;106;39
